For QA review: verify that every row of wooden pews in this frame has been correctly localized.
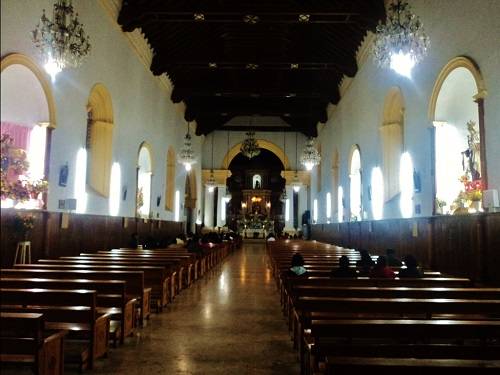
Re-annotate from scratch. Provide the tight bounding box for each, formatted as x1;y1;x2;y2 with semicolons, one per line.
267;239;500;374
0;239;236;374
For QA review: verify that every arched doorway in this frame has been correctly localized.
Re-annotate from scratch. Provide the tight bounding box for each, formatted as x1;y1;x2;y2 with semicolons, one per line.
429;57;487;214
1;53;55;209
227;149;285;236
137;143;153;217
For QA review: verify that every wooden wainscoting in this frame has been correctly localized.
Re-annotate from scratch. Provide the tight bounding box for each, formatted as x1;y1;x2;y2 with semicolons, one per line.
0;209;183;267
311;213;500;285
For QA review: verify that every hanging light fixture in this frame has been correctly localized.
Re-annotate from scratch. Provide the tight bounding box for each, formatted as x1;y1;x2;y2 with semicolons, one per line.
280;130;287;200
300;137;321;171
31;0;91;79
178;122;196;171
205;133;216;192
372;0;430;78
240;131;260;159
225;131;231;199
292;133;302;192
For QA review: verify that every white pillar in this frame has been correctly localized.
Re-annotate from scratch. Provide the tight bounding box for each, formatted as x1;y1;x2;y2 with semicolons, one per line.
216;184;227;228
204;186;215;228
284;185;295;232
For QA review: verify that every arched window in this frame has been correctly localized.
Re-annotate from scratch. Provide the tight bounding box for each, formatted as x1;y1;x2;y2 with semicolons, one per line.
165;147;175;211
109;162;121;216
137;143;153;217
429;57;486;214
400;152;414;218
331;150;340;221
1;54;55;209
349;146;362;221
380;87;404;202
87;83;114;197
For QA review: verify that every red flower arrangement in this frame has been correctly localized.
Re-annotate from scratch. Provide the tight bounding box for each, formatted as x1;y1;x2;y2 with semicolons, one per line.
1;134;48;203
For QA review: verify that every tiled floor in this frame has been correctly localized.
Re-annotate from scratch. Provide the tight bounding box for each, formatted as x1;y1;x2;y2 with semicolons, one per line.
3;243;299;374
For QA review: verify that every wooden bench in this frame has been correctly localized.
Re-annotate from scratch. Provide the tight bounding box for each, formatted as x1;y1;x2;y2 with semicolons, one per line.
39;258;177;307
15;264;161;319
0;288;109;370
0;277;134;345
304;319;500;375
324;357;500;375
1;269;150;327
0;312;66;375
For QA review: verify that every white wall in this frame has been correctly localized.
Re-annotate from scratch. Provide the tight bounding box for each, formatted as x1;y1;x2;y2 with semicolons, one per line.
1;0;202;220
311;0;500;223
202;130;308;171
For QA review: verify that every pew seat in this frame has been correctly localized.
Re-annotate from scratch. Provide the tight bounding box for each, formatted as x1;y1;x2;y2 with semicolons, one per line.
0;312;66;375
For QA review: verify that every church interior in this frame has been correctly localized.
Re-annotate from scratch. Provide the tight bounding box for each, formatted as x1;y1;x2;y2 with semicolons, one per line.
1;0;500;374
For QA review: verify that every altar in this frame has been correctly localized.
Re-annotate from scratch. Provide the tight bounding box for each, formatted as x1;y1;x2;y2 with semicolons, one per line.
242;228;268;239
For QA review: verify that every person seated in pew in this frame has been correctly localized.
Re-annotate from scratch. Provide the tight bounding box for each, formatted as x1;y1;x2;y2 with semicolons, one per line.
287;253;307;276
176;233;187;245
331;255;358;278
186;235;202;254
129;232;140;249
370;255;396;279
398;255;423;278
356;249;375;275
386;248;403;266
266;233;276;242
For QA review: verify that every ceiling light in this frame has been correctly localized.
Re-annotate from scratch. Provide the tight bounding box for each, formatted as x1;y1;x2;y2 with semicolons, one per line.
290;63;299;69
246;63;259;70
300;137;321;171
178;123;196;171
208;62;217;69
243;14;260;24
31;0;91;79
372;0;430;78
240;131;260;159
206;170;216;192
194;13;205;21
291;173;302;192
298;14;310;23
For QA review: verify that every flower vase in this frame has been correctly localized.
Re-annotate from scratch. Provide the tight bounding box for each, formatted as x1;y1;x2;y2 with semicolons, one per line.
469;200;481;212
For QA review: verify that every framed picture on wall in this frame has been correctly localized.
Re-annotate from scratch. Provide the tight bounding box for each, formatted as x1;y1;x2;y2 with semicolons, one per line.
59;164;69;187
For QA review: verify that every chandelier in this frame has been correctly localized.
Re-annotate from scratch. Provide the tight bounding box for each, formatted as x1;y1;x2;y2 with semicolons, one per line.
205;133;216;192
291;173;302;192
240;131;260;159
178;124;196;171
31;0;91;79
300;137;321;171
372;0;430;78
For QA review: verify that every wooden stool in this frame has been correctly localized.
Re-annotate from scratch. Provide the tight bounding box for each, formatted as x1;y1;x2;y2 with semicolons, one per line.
14;241;31;265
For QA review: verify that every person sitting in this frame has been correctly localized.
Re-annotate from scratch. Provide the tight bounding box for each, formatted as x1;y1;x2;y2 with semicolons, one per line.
287;252;307;276
398;255;423;278
356;249;375;275
129;232;140;249
331;255;358;278
266;232;276;242
386;248;403;266
370;255;396;279
175;233;186;245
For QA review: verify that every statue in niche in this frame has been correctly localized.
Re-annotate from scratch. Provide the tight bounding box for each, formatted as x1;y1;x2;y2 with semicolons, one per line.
253;174;262;189
461;120;481;181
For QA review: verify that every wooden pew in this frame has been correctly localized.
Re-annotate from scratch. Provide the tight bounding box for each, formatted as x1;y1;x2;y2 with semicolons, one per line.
0;288;109;370
0;277;134;345
304;319;500;375
14;263;161;318
0;269;150;326
324;357;500;374
39;258;176;307
0;312;66;375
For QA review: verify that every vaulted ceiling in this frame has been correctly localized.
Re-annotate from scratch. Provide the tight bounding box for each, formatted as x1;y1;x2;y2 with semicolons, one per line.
118;0;385;136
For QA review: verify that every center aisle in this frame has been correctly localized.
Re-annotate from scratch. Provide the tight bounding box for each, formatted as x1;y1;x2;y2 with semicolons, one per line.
93;242;299;375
